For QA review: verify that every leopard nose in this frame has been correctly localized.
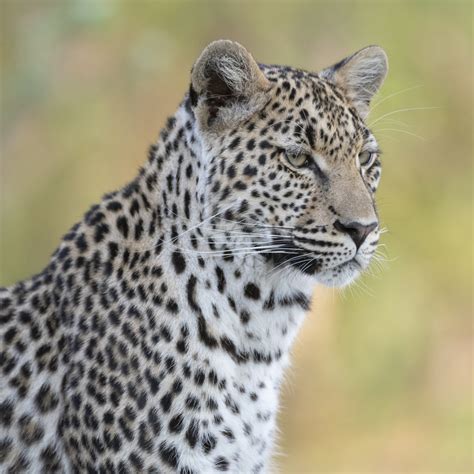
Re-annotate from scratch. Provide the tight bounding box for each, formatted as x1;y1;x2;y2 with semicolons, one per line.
334;220;377;249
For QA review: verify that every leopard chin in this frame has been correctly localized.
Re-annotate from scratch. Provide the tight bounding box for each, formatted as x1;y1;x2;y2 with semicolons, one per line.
314;259;367;287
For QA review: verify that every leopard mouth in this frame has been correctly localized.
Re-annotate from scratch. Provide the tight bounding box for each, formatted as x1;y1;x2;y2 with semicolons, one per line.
263;238;365;277
262;240;323;275
267;250;322;274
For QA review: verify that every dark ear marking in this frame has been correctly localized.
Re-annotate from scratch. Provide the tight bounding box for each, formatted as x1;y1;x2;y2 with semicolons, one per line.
204;68;234;99
190;40;271;130
189;84;198;108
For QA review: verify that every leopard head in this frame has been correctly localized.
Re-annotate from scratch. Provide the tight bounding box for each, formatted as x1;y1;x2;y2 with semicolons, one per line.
189;40;388;287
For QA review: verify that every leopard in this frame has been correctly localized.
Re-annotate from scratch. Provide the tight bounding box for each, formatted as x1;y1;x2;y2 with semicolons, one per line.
0;40;388;473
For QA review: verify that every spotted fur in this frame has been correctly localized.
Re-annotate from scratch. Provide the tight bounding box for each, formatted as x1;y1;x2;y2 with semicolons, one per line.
0;40;388;473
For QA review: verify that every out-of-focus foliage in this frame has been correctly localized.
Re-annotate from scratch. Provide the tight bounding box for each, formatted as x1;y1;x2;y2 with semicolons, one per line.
1;1;472;472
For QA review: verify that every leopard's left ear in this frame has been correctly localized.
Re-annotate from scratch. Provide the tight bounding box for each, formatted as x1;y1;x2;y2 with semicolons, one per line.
190;40;271;131
320;46;388;119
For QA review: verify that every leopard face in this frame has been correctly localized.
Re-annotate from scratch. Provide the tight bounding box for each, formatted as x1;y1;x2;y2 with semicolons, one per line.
190;41;387;286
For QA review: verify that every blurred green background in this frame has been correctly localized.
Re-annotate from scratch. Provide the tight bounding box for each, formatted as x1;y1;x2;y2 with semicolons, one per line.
1;1;472;472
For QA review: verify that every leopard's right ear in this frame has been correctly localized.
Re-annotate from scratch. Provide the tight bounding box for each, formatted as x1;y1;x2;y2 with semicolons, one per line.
190;40;271;132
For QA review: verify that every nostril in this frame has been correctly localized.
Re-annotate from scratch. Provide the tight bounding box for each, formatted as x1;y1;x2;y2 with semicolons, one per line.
334;220;377;249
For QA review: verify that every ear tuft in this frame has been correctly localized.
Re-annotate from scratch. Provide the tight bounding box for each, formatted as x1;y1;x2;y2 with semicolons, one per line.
320;46;388;118
191;40;270;130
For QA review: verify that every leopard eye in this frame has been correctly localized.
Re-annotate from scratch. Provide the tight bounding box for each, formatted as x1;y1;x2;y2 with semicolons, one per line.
285;150;311;168
358;150;376;168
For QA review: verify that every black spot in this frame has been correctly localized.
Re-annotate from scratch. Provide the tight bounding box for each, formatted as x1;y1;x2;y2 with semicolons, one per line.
229;137;241;149
176;339;187;354
171;250;186;274
160;393;173;413
94;222;109;243
263;291;275;310
185;419;200;449
194;370;205;386
198;315;218;349
148;408;161;435
160;326;172;343
103;411;114;424
278;291;310;311
243;165;257;177
0;400;14;427
220;336;249;364
207;398;218;411
187;276;218;349
166;299;179;314
40;444;61;472
108;241;119;260
4;327;17;344
165;356;176;372
75;233;88;252
202;434;217;454
168;414;184;433
185;395;200;410
226;166;236;179
144;368;160;395
116;216;129;239
186;275;201;314
215;266;226;293
246;138;256;150
184;190;191;219
159;442;179;469
240;310;250;324
35;384;59;413
129;452;144;470
221;427;235;440
0;438;13;463
172;379;183;394
305;124;316;149
106;200;122;212
233;180;247;191
215;456;229;471
244;283;260;300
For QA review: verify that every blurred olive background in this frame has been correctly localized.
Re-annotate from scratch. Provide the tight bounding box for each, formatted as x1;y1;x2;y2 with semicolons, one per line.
1;1;472;472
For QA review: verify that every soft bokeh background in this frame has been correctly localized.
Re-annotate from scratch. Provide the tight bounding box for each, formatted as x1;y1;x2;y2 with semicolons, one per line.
1;1;472;472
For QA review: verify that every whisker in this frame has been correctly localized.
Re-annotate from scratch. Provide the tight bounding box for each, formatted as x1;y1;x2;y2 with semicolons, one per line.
370;85;422;111
373;127;426;141
268;252;315;278
369;106;439;127
172;201;242;243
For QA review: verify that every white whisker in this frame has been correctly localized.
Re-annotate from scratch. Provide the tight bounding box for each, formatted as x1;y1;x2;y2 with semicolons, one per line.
369;106;439;127
370;85;422;111
373;127;426;141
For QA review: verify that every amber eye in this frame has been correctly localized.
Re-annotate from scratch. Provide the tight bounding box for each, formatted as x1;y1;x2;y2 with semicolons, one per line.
358;150;376;167
285;150;311;168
